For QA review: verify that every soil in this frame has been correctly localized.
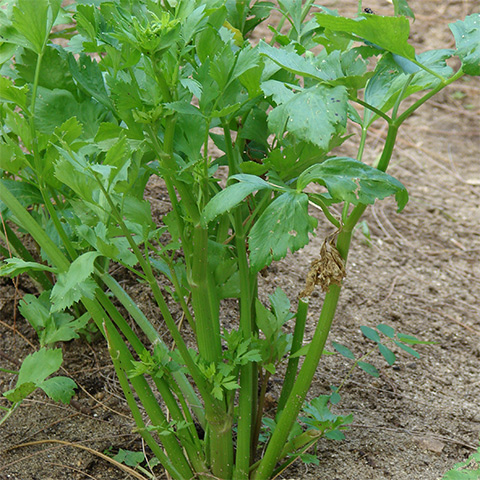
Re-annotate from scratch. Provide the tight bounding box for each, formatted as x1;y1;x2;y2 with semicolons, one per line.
1;1;479;479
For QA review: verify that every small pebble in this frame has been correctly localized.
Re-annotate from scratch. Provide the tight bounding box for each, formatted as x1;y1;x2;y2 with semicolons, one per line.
414;436;445;453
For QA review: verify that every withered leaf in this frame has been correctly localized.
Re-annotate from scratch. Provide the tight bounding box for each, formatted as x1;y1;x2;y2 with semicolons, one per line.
299;236;346;298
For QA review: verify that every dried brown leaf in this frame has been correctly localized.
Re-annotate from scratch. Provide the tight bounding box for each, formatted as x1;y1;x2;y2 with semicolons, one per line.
299;235;346;298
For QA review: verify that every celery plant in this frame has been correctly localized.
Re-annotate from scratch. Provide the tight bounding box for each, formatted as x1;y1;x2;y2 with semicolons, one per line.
1;0;479;478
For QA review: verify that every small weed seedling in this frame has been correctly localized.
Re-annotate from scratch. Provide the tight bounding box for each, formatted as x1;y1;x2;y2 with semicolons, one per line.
0;348;76;426
442;443;480;480
1;0;479;478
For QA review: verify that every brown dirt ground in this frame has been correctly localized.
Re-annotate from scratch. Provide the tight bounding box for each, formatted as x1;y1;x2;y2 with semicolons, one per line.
1;1;479;479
